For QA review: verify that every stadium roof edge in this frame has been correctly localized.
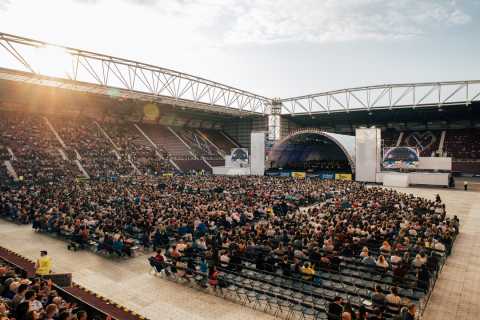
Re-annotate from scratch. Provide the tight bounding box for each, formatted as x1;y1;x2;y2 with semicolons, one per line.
1;32;479;116
0;67;263;117
0;32;270;100
0;32;270;115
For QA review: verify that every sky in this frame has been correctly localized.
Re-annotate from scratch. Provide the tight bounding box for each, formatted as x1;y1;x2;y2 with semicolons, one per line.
0;0;479;98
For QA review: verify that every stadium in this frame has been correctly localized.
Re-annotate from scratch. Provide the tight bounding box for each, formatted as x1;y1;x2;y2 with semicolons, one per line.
0;3;479;320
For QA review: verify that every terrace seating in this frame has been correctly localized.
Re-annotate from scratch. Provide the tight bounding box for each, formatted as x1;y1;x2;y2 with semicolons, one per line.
175;127;222;159
48;116;135;178
101;122;176;175
139;124;192;158
206;159;226;167
0;112;82;183
444;129;480;160
200;129;239;154
444;129;480;174
152;239;449;320
174;159;212;173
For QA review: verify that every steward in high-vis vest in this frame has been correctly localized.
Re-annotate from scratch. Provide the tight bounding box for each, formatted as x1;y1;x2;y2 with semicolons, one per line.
35;250;52;276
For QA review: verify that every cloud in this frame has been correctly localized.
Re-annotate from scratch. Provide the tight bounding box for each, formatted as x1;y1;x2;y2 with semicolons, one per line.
223;0;472;44
0;0;10;11
69;0;473;45
72;0;100;4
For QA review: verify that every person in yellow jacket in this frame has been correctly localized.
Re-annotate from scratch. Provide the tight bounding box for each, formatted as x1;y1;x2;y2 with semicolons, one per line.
35;250;52;276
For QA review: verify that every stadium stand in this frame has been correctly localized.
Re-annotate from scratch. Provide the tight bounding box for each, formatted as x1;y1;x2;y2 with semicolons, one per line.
46;116;136;178
101;122;175;176
199;129;239;154
174;127;222;159
444;128;480;174
0;110;241;178
137;124;193;158
0;112;82;183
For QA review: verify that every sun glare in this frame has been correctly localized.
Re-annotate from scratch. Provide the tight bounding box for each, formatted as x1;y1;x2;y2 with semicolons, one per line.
33;45;73;79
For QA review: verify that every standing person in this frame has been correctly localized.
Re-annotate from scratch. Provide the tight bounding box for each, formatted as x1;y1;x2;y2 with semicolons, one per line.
464;180;468;191
35;250;52;276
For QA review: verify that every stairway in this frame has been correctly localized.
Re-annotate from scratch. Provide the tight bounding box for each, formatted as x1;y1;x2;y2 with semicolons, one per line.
74;160;90;179
396;132;404;147
138;124;192;157
4;160;19;181
174;159;212;173
438;130;446;156
44;117;67;149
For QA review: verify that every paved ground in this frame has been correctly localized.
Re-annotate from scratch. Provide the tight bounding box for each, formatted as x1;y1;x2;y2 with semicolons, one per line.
0;187;478;320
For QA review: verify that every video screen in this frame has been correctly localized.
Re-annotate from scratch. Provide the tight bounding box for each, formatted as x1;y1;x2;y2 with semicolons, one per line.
383;147;419;169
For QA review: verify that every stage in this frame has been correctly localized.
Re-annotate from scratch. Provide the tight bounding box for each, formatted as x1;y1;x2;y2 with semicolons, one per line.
377;171;450;187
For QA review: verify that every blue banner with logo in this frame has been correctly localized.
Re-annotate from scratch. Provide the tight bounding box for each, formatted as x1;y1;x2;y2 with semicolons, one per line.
320;172;335;180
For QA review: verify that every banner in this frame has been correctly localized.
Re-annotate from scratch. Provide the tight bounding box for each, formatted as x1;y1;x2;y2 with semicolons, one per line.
291;171;306;178
335;173;352;180
265;171;281;176
75;176;89;183
320;172;335;180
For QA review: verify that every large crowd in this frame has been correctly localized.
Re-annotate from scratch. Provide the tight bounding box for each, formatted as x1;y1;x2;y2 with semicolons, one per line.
0;111;460;320
0;112;176;185
1;172;459;319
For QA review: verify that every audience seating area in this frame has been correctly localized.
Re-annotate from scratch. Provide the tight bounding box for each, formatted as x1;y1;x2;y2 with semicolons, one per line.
199;129;238;155
1;175;459;320
0;110;240;180
444;129;480;174
139;178;457;320
0;109;464;320
0;246;147;320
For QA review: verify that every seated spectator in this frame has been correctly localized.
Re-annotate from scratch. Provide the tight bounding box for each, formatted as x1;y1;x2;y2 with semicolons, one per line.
359;246;369;258
208;266;221;291
356;305;368;320
362;253;376;266
376;255;389;270
385;286;402;305
371;284;385;309
390;251;402;266
342;303;354;320
328;296;343;320
412;252;428;268
219;251;230;268
380;241;392;254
